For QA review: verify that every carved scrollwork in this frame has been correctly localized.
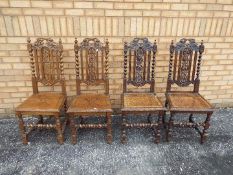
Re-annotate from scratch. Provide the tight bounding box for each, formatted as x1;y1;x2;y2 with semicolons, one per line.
177;47;193;86
80;38;102;51
86;47;97;85
175;39;195;87
75;38;108;86
175;38;199;52
167;38;204;89
125;38;156;87
132;47;144;86
127;38;154;51
32;38;59;50
28;38;62;86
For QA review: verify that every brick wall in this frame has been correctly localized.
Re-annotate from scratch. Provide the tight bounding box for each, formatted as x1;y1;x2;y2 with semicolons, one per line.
0;0;233;116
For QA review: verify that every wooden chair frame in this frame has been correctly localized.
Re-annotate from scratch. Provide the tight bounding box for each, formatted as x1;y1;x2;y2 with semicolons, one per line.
67;38;112;144
121;38;165;144
15;38;67;144
165;38;214;143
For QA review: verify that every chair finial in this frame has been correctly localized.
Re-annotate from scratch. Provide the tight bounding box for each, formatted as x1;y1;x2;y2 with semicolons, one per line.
75;37;78;44
27;37;31;43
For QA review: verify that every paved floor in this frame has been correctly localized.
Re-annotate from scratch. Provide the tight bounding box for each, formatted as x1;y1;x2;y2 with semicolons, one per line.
0;109;232;175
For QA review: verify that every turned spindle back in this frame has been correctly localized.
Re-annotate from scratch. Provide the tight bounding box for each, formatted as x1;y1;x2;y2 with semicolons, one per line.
27;38;66;95
166;38;204;93
74;38;109;95
123;38;157;93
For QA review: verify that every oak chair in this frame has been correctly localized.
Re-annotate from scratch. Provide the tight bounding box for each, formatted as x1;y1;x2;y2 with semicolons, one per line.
15;38;67;144
165;38;214;144
67;38;112;144
121;38;165;144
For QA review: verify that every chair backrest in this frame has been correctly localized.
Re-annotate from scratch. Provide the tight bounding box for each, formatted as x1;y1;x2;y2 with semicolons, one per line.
74;38;109;95
123;38;157;93
166;38;205;93
27;38;66;95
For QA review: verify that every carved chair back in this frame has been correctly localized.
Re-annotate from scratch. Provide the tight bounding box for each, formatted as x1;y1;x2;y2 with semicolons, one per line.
123;38;157;93
27;38;66;95
166;38;204;93
74;38;109;95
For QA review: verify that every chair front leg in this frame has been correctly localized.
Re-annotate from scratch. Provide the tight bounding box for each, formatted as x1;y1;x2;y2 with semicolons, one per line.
106;112;113;144
162;112;166;129
80;116;84;124
37;115;44;132
163;100;168;129
69;115;77;144
38;115;43;124
55;114;64;144
201;112;212;144
121;114;127;144
189;113;193;122
166;112;174;142
17;113;28;145
155;111;163;144
147;113;151;123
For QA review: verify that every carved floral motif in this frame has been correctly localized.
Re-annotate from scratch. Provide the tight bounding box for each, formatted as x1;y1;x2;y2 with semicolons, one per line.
124;38;156;87
177;47;193;86
87;47;97;84
74;38;109;87
169;38;204;87
28;38;62;86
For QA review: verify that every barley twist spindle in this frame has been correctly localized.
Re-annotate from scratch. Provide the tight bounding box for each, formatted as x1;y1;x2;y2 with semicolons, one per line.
168;40;175;81
105;39;109;79
123;42;128;80
151;40;157;80
59;39;64;79
74;38;80;79
196;40;204;81
27;37;35;78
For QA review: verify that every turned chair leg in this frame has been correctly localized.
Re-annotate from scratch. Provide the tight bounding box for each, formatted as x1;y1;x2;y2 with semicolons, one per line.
80;116;84;124
162;111;167;129
155;112;163;144
17;113;28;145
106;113;113;144
166;113;174;142
38;115;43;124
189;113;193;122
147;114;151;123
55;114;64;144
163;100;168;129
121;115;127;144
38;115;43;132
69;116;77;144
201;112;212;144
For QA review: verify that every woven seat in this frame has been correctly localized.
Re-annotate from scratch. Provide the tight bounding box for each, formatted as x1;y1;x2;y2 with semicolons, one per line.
67;94;112;113
122;93;163;111
167;93;213;112
16;92;65;114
